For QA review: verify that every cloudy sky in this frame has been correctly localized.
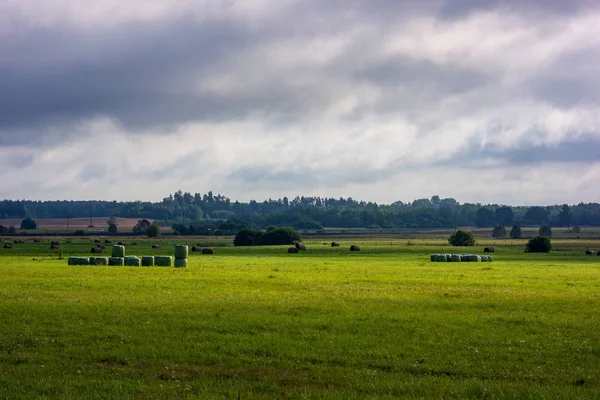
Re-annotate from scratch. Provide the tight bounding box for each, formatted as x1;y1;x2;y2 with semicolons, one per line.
1;0;599;205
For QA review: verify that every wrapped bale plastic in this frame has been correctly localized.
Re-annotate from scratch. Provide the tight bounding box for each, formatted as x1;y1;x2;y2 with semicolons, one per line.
68;257;77;266
76;257;90;266
141;256;155;267
155;256;172;267
174;259;188;268
94;257;109;266
445;254;452;262
174;245;188;260
126;256;141;266
450;254;461;262
434;255;447;262
111;245;125;258
430;254;439;262
109;257;125;266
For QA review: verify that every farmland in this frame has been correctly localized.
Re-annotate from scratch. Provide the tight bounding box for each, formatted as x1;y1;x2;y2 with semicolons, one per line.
0;236;599;399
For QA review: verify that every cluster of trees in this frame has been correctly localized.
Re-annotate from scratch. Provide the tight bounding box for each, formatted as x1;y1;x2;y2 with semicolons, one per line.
234;226;302;246
449;229;551;252
2;193;600;231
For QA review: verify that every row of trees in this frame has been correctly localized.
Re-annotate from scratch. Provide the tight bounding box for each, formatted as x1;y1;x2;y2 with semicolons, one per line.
449;229;551;252
2;193;600;231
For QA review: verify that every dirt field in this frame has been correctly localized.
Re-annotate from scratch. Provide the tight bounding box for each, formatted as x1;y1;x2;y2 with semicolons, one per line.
0;217;157;232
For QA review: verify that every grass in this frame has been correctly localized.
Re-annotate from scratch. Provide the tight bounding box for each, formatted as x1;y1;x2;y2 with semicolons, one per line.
0;238;599;398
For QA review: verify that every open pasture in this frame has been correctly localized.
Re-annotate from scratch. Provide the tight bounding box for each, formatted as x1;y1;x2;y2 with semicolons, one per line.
1;238;599;399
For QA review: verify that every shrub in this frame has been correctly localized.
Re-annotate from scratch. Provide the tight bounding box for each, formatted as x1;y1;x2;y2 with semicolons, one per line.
256;227;302;246
525;236;551;253
147;224;161;238
108;224;118;234
572;226;581;234
510;224;522;239
20;218;37;230
0;225;6;233
491;226;507;239
73;230;86;236
538;225;552;237
448;230;476;246
7;226;17;234
233;228;263;246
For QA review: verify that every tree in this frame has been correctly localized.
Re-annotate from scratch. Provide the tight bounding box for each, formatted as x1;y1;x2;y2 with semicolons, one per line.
20;217;37;230
133;219;151;234
7;226;17;234
558;204;572;227
233;228;263;246
107;216;117;226
475;208;495;227
108;224;118;234
256;226;302;245
525;236;551;253
492;226;507;239
0;225;7;234
147;223;160;238
495;206;514;226
510;224;522;239
448;230;476;246
538;225;552;237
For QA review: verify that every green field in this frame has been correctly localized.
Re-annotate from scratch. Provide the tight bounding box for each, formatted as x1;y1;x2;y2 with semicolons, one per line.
1;237;599;399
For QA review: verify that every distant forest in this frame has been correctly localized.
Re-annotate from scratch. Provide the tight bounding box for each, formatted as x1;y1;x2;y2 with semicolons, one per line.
1;191;600;233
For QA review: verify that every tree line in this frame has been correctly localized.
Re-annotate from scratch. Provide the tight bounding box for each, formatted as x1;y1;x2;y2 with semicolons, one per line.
1;192;600;231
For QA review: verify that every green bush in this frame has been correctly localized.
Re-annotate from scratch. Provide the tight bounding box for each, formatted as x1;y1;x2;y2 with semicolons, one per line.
20;218;37;230
233;228;263;246
538;225;552;237
73;230;86;236
233;227;302;246
510;224;522;239
448;230;476;246
492;226;507;238
147;224;161;238
525;236;551;253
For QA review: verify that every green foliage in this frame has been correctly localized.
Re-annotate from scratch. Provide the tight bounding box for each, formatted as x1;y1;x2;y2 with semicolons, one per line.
233;226;302;246
132;219;151;234
525;236;552;253
538;225;552;237
233;228;264;246
510;224;522;239
0;225;6;234
7;226;16;234
73;230;86;236
20;217;37;230
491;226;507;239
107;224;118;234
256;226;302;246
448;230;476;246
146;223;160;238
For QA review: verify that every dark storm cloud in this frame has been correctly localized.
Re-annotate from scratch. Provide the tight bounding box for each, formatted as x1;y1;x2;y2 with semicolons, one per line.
442;136;600;168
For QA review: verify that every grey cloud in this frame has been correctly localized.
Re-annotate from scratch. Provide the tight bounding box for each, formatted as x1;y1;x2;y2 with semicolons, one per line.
79;164;108;181
441;136;600;168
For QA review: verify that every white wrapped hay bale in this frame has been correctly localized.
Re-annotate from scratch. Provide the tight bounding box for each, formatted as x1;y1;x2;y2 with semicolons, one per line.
126;256;141;266
111;245;125;258
109;257;125;266
141;256;154;267
450;254;461;262
430;254;439;262
155;256;172;267
174;245;188;260
68;257;76;265
94;257;109;266
174;259;188;268
434;255;447;262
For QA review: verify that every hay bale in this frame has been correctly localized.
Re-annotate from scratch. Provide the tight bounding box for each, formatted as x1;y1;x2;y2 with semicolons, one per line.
450;254;461;262
201;248;214;255
444;254;452;262
50;244;59;250
75;257;91;266
99;245;106;250
152;244;160;249
585;250;595;255
174;259;188;268
350;245;360;251
33;239;41;243
111;245;125;258
126;256;141;267
118;241;126;246
463;254;481;262
331;242;340;247
67;257;76;265
94;257;109;266
141;256;155;267
288;247;299;253
191;246;201;252
109;257;125;266
292;240;300;245
295;243;306;251
597;251;600;256
434;254;447;262
155;256;172;267
484;247;495;253
104;240;112;244
94;239;101;243
174;245;188;260
430;254;438;262
4;243;12;249
91;247;103;254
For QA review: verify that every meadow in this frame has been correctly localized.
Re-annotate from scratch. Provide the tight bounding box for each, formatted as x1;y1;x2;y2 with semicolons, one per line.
0;236;599;399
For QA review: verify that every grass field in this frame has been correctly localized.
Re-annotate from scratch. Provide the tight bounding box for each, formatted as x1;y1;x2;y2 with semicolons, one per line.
1;237;599;399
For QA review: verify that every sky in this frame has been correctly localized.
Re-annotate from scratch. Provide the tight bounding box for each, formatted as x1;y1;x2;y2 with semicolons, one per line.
1;0;599;205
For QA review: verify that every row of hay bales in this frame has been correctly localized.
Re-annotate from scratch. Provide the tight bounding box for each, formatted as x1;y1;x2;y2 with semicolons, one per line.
585;250;600;256
431;254;493;262
68;245;188;267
